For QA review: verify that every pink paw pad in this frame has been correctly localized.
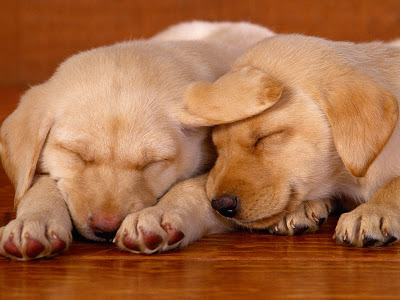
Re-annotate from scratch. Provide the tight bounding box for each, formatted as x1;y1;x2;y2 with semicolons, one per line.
50;232;66;254
140;228;163;250
4;234;22;258
122;233;141;252
162;223;184;245
25;234;45;258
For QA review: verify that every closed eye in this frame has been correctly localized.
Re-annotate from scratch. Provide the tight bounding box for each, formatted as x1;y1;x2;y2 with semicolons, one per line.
57;143;94;163
253;130;286;149
139;158;173;171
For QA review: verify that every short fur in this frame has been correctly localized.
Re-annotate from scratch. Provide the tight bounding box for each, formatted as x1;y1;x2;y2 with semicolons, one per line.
121;34;400;253
0;21;274;260
185;34;400;247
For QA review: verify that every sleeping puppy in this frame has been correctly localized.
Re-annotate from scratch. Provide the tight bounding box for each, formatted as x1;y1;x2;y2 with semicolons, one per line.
181;34;400;247
126;34;400;253
0;21;274;260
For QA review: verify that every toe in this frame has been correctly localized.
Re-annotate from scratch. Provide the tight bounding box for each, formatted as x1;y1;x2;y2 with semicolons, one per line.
25;234;45;258
162;223;184;245
269;223;287;236
4;237;23;259
140;228;163;250
362;234;379;247
311;212;326;226
289;219;309;235
122;233;141;252
340;230;351;245
382;234;398;246
50;232;67;254
293;224;309;235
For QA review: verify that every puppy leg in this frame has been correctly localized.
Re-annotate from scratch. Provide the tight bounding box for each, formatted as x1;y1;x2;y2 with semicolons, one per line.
335;177;400;247
115;174;235;254
0;176;73;260
268;198;336;236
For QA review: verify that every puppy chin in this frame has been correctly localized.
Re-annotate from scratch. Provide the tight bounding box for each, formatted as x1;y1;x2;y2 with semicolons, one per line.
71;221;111;243
233;211;287;230
232;198;304;230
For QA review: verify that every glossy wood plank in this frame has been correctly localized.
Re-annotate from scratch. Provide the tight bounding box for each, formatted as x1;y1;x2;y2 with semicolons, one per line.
1;88;400;298
2;258;400;299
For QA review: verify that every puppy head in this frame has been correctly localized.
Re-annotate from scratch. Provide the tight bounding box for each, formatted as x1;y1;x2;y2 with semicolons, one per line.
0;42;212;241
183;36;398;228
207;89;346;228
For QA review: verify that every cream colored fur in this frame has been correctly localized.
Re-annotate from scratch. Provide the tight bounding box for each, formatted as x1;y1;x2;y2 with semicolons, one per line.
0;21;274;260
126;34;400;253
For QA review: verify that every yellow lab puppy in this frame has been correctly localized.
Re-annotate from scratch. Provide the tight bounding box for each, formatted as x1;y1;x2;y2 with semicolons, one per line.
126;34;400;253
181;34;400;247
0;21;274;260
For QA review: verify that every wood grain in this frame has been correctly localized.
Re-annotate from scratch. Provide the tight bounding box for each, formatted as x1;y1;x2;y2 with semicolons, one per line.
1;0;400;86
1;88;400;298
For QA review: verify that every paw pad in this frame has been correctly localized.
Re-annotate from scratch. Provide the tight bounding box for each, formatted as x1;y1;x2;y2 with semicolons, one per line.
290;219;309;235
122;232;141;252
293;224;309;235
50;232;67;254
4;238;22;259
162;223;184;245
25;234;45;258
382;234;398;246
140;228;163;250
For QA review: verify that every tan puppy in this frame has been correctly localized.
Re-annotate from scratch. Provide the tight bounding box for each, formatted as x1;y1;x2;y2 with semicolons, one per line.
181;34;400;247
0;21;274;260
123;34;400;253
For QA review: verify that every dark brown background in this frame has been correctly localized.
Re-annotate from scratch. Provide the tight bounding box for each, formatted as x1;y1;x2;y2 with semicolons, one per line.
1;0;399;86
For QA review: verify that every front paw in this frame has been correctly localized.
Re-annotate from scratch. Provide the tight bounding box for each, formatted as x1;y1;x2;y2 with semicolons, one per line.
268;198;334;236
0;217;72;260
334;203;399;247
115;207;187;254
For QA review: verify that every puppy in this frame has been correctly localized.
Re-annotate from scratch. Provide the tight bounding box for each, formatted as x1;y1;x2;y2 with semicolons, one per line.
0;21;274;260
183;34;400;247
126;34;400;253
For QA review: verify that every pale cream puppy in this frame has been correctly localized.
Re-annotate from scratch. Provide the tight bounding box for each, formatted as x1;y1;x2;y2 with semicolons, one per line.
0;21;274;260
125;34;400;253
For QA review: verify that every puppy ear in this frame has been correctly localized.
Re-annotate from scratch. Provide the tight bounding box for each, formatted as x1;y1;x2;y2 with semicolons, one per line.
179;66;283;126
0;85;54;205
317;70;398;177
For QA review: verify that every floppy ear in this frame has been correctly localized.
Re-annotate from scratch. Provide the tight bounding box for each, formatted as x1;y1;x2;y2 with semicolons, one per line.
316;70;398;177
179;66;283;126
0;85;54;206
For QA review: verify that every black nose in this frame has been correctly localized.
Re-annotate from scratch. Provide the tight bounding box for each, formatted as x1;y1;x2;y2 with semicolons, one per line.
211;195;238;218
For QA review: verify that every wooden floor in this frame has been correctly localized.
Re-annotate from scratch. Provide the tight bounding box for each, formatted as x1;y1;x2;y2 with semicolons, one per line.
1;88;400;299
